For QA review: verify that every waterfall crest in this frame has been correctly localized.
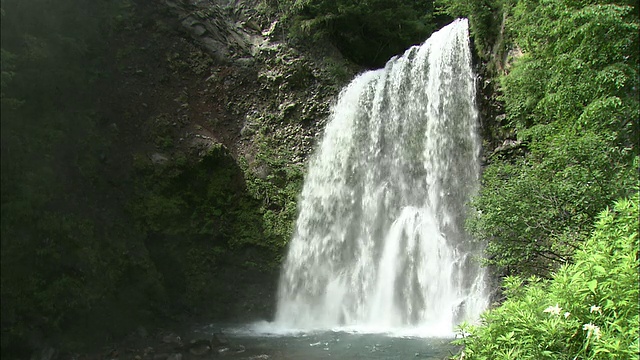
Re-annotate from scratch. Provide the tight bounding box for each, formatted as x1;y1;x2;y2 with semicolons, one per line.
275;19;488;334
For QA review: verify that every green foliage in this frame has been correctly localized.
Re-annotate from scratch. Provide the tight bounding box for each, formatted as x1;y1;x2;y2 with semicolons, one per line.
502;1;639;133
242;136;305;257
130;145;282;309
281;0;438;67
436;0;507;58
131;145;258;241
471;130;637;276
455;196;639;359
467;0;639;277
324;57;353;86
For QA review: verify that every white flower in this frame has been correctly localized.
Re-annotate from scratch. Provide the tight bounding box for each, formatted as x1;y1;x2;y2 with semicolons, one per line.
543;304;562;315
564;312;571;318
583;323;602;339
593;327;602;339
590;305;602;314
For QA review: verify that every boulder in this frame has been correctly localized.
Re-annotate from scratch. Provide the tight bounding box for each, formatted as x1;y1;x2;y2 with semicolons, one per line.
161;333;182;346
211;332;230;347
30;347;56;360
187;339;211;356
151;153;170;165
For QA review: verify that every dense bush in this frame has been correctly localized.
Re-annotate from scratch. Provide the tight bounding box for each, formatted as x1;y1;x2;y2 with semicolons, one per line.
454;195;639;359
242;135;305;258
278;0;441;68
130;146;276;314
442;0;639;356
435;0;505;59
465;0;639;277
470;132;637;277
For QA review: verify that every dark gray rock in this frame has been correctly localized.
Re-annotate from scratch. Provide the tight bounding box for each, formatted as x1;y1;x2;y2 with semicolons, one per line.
216;346;230;354
162;332;182;346
211;332;230;347
246;355;270;360
163;0;259;62
188;339;212;356
151;152;170;165
30;347;56;360
136;326;149;338
232;344;246;354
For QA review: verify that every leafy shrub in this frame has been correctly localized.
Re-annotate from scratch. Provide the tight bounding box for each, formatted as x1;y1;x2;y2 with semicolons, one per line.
466;0;639;276
282;0;438;68
469;131;637;277
242;137;305;254
455;195;639;359
435;0;506;58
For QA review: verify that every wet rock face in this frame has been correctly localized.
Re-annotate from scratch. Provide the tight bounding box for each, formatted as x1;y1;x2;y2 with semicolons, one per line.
152;0;346;173
165;0;246;62
82;1;354;353
163;0;278;64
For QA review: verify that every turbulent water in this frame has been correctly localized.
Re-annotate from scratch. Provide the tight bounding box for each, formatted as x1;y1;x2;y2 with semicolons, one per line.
275;19;488;336
200;324;459;359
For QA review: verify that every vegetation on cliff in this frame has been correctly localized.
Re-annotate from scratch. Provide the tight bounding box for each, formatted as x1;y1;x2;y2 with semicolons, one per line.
455;196;639;359
440;0;638;276
0;0;281;355
439;0;638;357
271;0;447;68
1;0;379;355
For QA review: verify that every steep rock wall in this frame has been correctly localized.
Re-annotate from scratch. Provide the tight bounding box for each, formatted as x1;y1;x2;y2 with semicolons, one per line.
97;0;357;333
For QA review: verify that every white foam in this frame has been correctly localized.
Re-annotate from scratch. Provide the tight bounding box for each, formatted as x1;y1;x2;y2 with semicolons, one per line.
228;321;455;339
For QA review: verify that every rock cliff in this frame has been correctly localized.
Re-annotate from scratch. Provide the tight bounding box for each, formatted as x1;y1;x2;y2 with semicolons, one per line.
97;0;357;331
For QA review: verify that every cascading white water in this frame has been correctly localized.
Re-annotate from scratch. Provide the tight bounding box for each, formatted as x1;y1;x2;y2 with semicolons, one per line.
275;19;488;335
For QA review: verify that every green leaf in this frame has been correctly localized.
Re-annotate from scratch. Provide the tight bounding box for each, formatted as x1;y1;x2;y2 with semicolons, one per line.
593;265;606;275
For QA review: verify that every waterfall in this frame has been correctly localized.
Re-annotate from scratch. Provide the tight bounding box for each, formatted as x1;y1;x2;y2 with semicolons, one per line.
274;19;488;335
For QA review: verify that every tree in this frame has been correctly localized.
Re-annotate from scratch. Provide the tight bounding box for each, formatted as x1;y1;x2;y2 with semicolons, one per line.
283;0;439;67
467;0;639;277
